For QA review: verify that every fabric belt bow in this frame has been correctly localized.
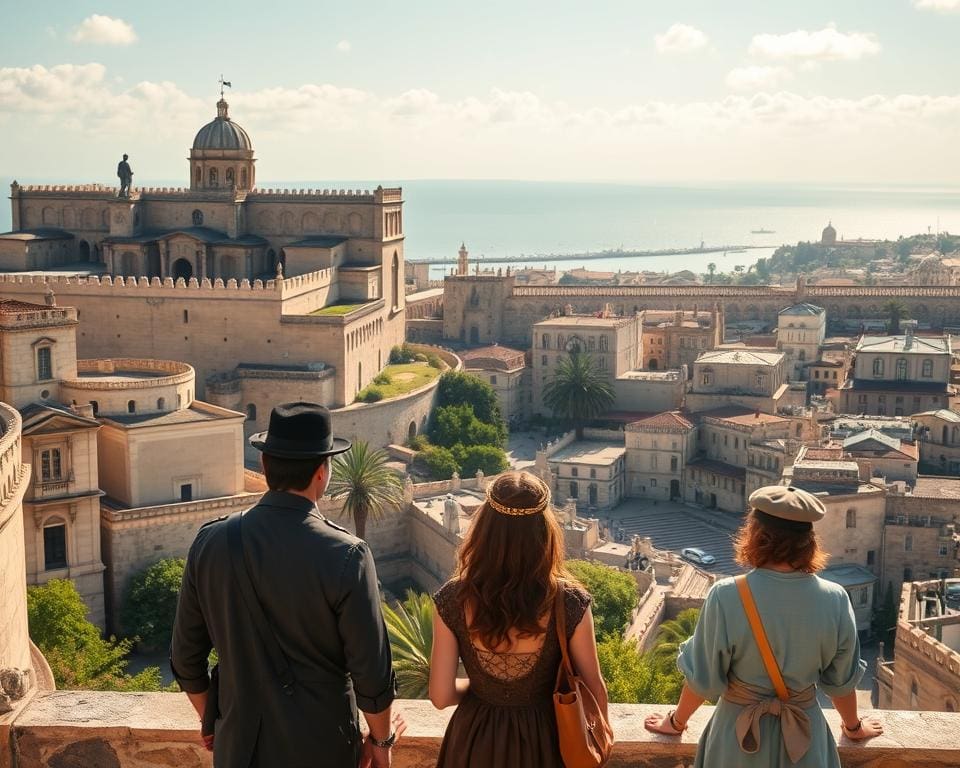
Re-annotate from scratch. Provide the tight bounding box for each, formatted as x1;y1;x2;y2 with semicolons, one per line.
724;675;816;764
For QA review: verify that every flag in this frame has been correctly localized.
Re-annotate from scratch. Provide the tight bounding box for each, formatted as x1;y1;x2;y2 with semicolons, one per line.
222;81;232;88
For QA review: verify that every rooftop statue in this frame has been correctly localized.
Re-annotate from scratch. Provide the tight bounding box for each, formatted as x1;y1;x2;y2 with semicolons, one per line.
117;154;133;198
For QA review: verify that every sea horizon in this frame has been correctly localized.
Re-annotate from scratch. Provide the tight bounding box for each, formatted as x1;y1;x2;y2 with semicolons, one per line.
3;177;957;278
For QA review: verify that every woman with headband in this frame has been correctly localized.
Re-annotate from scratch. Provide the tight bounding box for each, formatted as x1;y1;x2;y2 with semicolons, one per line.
428;471;608;767
644;485;883;767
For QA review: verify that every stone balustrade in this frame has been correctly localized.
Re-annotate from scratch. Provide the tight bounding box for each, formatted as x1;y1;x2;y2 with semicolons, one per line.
7;693;960;768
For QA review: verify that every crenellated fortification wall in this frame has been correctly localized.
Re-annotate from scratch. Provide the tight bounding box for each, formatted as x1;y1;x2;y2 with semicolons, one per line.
0;273;403;409
444;277;960;346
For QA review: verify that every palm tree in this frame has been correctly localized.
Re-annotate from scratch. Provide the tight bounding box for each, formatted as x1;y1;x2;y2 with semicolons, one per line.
329;440;404;540
382;590;433;698
650;608;700;670
542;351;615;439
883;300;908;335
706;262;717;283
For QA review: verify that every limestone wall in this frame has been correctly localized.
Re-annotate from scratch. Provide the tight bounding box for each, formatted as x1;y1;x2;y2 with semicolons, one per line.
0;403;32;700
10;693;960;768
100;492;261;633
61;359;194;416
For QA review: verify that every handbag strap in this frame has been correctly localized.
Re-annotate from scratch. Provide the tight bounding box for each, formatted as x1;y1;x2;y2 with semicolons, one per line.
734;574;789;702
554;586;575;677
226;511;296;695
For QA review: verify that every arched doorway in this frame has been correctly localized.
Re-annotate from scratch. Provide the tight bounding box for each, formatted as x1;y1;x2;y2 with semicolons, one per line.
469;326;480;344
172;258;193;281
408;421;417;441
392;251;400;310
670;479;680;500
648;358;659;370
588;484;598;506
78;241;90;262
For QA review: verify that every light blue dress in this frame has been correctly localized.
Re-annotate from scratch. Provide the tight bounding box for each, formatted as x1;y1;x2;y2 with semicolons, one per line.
677;569;866;768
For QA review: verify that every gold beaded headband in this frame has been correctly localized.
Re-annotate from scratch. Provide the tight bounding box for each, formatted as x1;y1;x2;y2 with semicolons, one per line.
485;477;551;516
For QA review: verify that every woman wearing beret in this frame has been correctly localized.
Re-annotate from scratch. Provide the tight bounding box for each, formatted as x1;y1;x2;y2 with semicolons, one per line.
644;485;883;767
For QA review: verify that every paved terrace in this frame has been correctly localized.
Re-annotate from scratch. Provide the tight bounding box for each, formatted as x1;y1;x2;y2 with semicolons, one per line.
5;692;960;767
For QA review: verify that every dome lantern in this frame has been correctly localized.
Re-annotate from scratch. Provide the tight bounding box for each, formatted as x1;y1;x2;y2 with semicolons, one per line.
189;93;256;191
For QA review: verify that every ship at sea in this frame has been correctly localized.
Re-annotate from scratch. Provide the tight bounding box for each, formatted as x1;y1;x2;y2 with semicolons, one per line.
751;228;775;234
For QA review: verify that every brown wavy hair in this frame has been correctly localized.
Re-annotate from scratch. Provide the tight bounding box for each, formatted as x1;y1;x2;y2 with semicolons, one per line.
454;471;575;650
734;510;828;573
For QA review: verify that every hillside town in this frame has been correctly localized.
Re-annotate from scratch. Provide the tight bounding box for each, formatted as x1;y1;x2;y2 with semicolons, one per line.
1;81;959;765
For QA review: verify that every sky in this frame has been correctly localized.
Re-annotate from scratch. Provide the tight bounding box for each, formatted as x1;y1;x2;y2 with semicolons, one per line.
2;1;960;185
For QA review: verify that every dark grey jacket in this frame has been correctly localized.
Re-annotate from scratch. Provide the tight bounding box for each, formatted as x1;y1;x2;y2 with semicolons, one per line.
171;491;396;768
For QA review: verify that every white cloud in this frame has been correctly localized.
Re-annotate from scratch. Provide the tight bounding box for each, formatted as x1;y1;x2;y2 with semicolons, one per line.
2;63;960;184
725;66;792;92
70;15;138;46
336;40;351;53
914;0;960;11
655;24;709;54
749;25;880;62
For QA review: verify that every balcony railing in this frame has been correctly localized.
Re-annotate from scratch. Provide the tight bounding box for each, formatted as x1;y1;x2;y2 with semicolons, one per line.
8;693;960;767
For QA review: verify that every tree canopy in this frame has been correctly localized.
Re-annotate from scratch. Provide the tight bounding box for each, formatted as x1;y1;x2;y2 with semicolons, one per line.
121;558;185;651
28;579;165;691
567;559;638;638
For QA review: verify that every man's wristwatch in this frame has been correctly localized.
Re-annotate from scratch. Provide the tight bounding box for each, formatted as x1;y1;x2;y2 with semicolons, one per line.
367;730;397;749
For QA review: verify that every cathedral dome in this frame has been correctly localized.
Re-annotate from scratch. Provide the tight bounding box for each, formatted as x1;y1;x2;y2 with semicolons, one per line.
192;99;252;151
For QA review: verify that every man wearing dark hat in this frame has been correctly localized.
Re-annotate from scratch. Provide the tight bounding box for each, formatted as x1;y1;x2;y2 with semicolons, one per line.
171;402;400;768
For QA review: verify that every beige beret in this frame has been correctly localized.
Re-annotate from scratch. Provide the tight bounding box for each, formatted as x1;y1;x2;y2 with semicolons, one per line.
748;485;825;523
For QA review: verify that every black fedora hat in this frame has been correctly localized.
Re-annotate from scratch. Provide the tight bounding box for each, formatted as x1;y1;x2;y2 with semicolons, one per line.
249;402;351;459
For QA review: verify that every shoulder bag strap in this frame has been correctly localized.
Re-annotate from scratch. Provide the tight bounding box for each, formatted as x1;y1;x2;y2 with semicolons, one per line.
226;511;296;695
734;574;789;702
554;586;575;677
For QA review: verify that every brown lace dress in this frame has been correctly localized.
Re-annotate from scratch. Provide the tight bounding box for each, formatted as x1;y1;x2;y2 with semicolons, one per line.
433;580;592;768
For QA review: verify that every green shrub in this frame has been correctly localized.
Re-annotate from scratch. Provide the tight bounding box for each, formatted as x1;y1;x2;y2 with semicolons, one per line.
408;434;431;451
414;353;428;362
360;386;384;403
421;446;460;479
427;354;443;369
459;445;509;477
389;344;417;364
374;372;392;385
121;558;186;651
567;559;639;638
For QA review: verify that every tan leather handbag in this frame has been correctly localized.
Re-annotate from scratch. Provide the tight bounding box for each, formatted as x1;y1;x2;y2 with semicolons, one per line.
553;589;614;768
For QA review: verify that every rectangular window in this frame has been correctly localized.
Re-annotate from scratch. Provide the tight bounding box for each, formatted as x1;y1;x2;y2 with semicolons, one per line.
940;544;949;556
590;468;596;479
36;347;53;381
541;355;548;366
858;395;868;404
180;483;193;502
904;534;913;552
866;550;875;566
857;588;868;607
490;375;497;385
40;448;62;482
571;467;578;478
43;524;67;570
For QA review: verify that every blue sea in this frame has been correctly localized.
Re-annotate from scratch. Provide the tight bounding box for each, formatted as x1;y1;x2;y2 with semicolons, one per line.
3;177;957;278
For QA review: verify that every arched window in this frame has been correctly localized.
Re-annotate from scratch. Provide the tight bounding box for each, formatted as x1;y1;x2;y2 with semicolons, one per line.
209;168;218;187
910;679;919;709
192;209;204;226
872;358;884;377
542;334;549;349
240;168;248;188
896;358;907;381
90;400;99;416
225;168;235;186
127;400;136;414
157;397;165;410
922;359;933;378
846;508;856;529
246;403;257;421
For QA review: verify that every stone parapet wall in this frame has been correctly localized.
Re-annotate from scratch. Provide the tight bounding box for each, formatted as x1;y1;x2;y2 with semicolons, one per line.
0;273;282;295
0;403;32;695
9;693;960;768
0;306;76;330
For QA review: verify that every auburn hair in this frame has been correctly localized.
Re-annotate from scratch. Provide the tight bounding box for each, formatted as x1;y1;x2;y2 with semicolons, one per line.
454;471;575;650
734;510;828;573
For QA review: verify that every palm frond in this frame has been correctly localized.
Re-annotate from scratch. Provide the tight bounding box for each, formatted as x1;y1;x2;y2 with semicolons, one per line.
328;440;404;538
382;590;434;699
